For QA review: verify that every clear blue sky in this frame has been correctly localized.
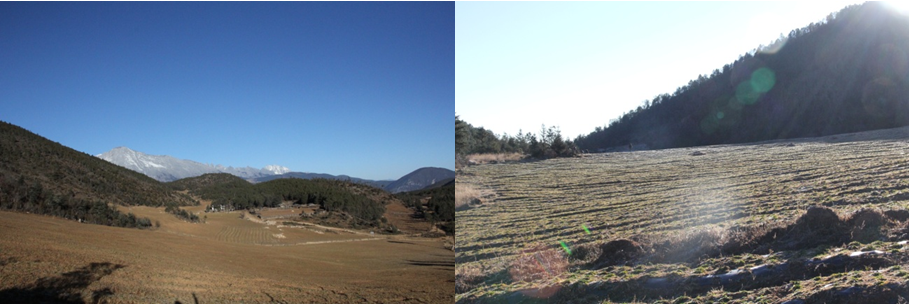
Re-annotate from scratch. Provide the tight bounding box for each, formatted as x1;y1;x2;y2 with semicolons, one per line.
457;1;868;140
0;2;453;181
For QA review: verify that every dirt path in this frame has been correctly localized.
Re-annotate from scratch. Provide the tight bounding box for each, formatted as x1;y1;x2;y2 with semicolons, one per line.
384;202;433;234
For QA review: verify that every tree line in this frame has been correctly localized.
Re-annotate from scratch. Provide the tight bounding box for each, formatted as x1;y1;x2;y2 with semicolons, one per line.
165;202;201;223
456;116;579;159
0;175;154;229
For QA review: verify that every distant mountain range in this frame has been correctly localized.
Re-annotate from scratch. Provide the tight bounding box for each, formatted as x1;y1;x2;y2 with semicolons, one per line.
97;146;454;193
96;147;290;182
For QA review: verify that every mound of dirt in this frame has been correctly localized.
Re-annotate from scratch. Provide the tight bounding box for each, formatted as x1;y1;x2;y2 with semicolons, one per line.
568;243;599;264
884;209;909;222
572;206;909;276
590;239;642;267
847;208;887;228
846;208;889;243
756;205;846;251
794;205;842;231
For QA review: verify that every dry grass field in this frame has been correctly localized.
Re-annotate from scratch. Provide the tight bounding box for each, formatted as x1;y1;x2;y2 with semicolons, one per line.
456;126;909;303
385;202;435;234
0;200;453;303
464;153;525;165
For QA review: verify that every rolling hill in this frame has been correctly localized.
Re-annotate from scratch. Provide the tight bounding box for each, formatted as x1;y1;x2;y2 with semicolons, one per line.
384;167;455;194
249;171;395;189
169;173;394;230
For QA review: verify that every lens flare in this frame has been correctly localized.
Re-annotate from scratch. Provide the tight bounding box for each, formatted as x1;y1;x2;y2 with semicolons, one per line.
750;68;776;93
582;224;591;234
735;67;775;105
703;67;775;135
735;82;760;105
758;37;788;55
559;241;572;255
535;252;553;276
508;245;567;298
885;1;909;15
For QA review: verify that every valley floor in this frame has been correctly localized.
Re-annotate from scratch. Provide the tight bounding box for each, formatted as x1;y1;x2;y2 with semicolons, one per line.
456;126;909;303
0;202;453;303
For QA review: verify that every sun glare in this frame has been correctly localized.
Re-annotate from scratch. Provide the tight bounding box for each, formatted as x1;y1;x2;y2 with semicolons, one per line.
885;1;909;15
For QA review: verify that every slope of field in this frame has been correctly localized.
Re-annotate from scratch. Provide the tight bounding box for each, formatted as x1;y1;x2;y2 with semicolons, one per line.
0;204;453;303
456;126;909;303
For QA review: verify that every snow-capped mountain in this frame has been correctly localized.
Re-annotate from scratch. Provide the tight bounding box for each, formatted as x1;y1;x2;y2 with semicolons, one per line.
263;165;291;175
96;147;291;182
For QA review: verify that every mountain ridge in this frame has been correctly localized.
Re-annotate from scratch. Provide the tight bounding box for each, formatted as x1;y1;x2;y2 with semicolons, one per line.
384;167;455;194
98;146;453;193
96;147;291;182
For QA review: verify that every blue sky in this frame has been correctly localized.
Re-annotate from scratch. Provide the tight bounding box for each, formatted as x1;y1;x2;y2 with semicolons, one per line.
457;1;867;140
0;2;453;181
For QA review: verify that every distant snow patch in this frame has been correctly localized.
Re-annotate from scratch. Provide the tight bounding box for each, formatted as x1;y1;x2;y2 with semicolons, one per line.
142;160;165;168
264;165;291;175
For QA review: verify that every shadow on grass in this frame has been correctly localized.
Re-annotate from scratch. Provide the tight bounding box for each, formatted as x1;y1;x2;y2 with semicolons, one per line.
0;262;125;303
386;240;417;245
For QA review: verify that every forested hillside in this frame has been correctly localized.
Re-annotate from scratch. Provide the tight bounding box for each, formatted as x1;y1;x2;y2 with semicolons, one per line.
0;120;196;228
168;173;252;193
170;174;389;227
396;183;455;235
576;2;909;151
